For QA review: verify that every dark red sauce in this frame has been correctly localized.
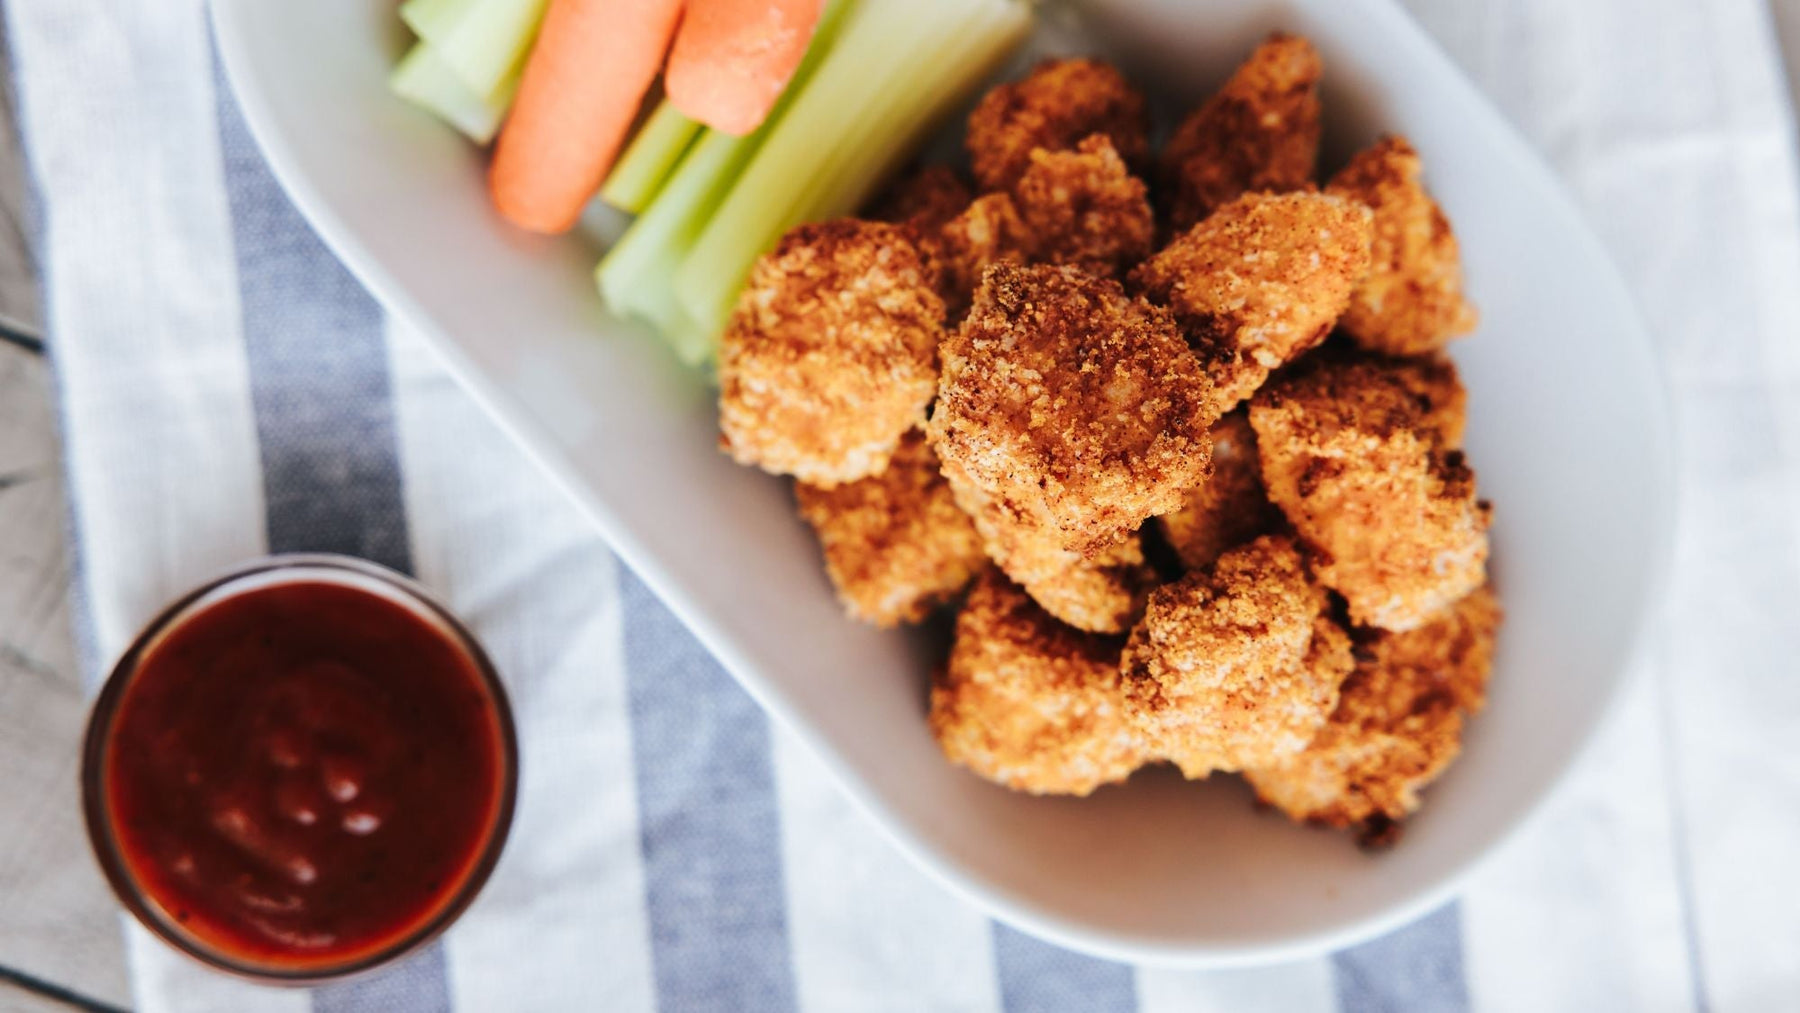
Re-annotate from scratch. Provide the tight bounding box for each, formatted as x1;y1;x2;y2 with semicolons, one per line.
96;577;510;974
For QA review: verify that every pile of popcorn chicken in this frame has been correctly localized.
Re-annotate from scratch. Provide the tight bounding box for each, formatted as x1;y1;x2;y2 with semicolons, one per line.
715;34;1500;846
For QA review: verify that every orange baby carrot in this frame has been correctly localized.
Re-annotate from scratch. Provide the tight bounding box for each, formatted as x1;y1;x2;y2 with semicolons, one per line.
664;0;825;136
490;0;685;233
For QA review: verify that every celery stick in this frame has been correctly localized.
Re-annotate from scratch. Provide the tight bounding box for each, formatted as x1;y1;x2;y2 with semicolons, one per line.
390;41;518;144
797;5;1024;225
595;0;854;364
597;132;744;356
400;0;548;99
673;0;1032;342
397;0;467;38
666;0;925;338
600;103;704;214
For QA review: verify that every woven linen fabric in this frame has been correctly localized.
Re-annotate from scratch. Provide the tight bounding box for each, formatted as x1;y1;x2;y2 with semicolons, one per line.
6;0;1797;1009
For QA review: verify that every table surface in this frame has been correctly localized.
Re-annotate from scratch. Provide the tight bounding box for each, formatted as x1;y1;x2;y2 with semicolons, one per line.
0;12;132;1007
3;5;1799;1011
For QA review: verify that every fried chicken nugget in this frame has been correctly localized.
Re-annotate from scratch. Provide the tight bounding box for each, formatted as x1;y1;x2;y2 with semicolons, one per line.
966;57;1150;192
1327;136;1478;356
937;193;1030;315
1121;535;1353;777
796;431;987;627
1132;191;1373;411
938;455;1156;633
719;220;945;486
992;529;1155;635
1012;136;1156;276
936;136;1154;313
930;263;1215;557
1389;353;1468;449
1160;33;1323;231
869;165;974;233
1245;585;1501;846
1156;410;1284;570
868;165;975;303
930;569;1148;795
1250;355;1489;631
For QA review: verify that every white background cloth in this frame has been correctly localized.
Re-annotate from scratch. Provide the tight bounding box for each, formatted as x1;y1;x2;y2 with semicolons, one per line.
4;0;1798;1009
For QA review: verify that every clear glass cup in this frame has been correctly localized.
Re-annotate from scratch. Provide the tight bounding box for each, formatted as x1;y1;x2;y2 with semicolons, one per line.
80;554;518;984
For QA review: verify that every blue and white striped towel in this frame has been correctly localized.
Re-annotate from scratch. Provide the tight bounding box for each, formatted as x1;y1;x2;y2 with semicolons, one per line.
9;0;1800;1009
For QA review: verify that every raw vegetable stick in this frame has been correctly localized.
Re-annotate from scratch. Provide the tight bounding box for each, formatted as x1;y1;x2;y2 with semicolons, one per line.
401;0;548;100
665;0;826;136
391;40;519;144
596;0;852;363
600;101;703;213
675;0;1029;338
490;0;684;233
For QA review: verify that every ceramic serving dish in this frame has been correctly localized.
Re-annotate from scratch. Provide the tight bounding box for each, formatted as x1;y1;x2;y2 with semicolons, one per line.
210;0;1675;966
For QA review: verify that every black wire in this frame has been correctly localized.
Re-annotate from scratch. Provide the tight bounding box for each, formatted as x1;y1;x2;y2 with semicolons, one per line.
0;315;41;354
0;965;129;1013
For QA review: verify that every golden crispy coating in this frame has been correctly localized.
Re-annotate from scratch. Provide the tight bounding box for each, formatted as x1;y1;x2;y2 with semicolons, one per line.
1011;135;1155;277
1132;191;1373;411
929;263;1215;560
1121;535;1352;776
719;220;945;487
941;451;1154;633
996;530;1154;635
1327;136;1477;356
1388;353;1468;449
937;193;1030;318
934;136;1154;316
966;57;1150;192
1245;585;1501;845
796;431;987;627
1156;410;1283;570
869;164;974;233
1160;33;1323;231
1250;355;1489;631
930;570;1149;795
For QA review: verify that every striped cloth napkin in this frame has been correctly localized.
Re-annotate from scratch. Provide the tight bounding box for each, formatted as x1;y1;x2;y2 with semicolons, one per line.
9;0;1799;1009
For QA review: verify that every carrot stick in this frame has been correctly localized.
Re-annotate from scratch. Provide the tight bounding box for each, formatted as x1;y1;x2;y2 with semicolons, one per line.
664;0;824;136
489;0;685;233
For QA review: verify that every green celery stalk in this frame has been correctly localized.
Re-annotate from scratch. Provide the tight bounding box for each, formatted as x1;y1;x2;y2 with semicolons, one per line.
600;103;704;214
390;41;518;144
597;131;743;362
400;0;548;100
797;3;1027;226
672;0;1032;344
594;0;854;365
398;0;467;37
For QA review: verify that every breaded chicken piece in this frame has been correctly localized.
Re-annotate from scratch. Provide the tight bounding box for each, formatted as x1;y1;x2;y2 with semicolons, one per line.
1121;535;1353;776
1245;585;1501;846
1156;410;1283;570
1160;33;1323;231
1327;136;1478;355
719;220;945;486
929;263;1215;559
940;452;1155;633
997;530;1155;635
1011;136;1155;276
965;57;1150;192
1299;344;1469;446
1250;355;1490;631
868;165;975;305
869;164;974;232
1131;191;1373;410
1389;353;1468;449
796;431;987;627
930;570;1149;795
937;192;1030;317
935;136;1154;314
